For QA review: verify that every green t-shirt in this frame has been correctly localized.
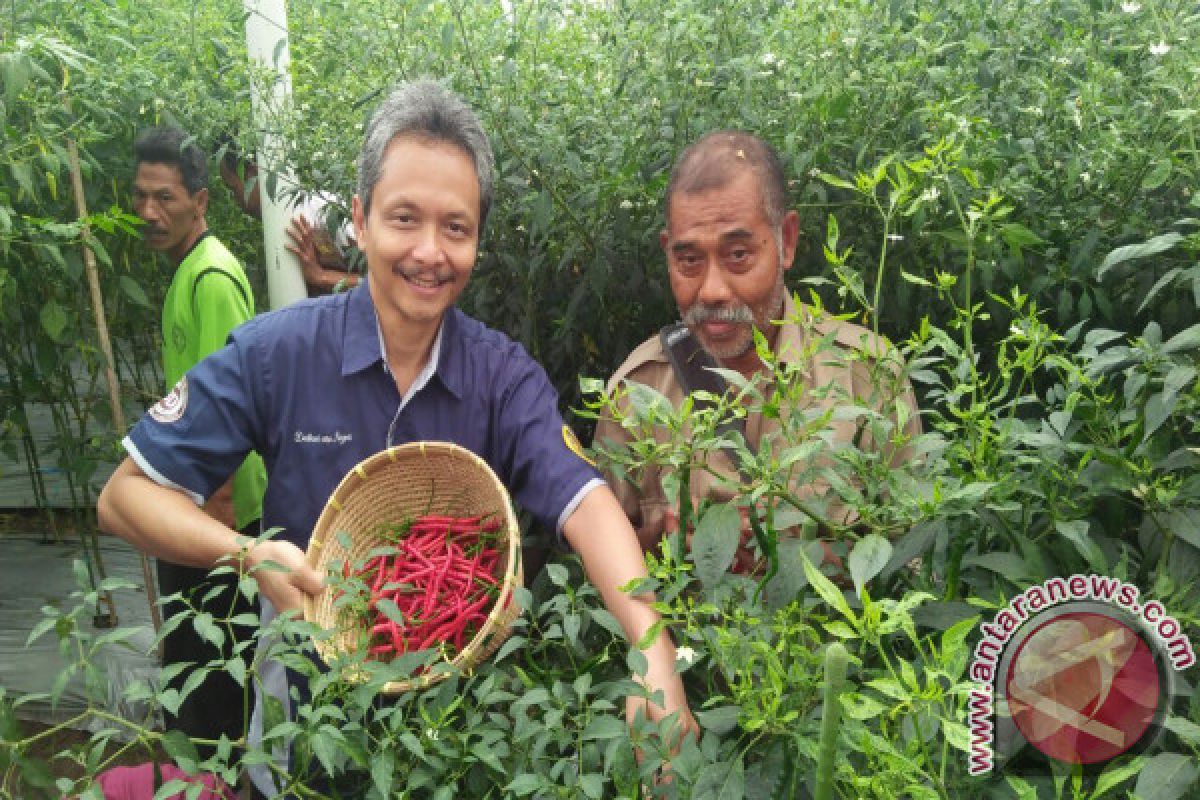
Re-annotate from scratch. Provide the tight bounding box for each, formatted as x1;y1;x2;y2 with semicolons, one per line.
161;233;266;530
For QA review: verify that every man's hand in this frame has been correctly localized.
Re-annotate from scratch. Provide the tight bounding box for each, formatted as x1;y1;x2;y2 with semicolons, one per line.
243;538;324;614
626;651;699;747
285;215;356;294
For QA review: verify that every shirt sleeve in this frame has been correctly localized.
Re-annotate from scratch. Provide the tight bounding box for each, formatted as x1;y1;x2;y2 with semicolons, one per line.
492;355;603;536
191;271;253;363
125;331;262;505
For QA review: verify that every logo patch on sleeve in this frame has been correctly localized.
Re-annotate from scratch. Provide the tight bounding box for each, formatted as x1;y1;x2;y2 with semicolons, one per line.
149;376;188;423
562;424;596;467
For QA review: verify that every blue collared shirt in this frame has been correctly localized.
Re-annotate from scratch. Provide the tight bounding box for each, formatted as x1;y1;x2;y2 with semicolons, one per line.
125;283;602;547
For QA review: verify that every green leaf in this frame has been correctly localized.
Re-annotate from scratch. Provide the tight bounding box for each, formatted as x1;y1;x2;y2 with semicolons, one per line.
582;715;627;741
2;52;33;106
692;756;745;800
370;750;395;798
1097;233;1183;280
695;705;740;735
192;612;224;648
118;275;152;308
1143;392;1171;441
226;656;246;688
763;538;810;609
39;299;67;342
1163;323;1200;355
544;562;569;587
580;774;604;799
848;534;892;598
1092;756;1143;797
1055;520;1106;571
939;616;980;681
1005;775;1038;800
1141;160;1172;190
506;774;541;796
1164;508;1200;551
1133;752;1198;800
820;172;857;191
801;550;856;625
1164;715;1200;746
1139;267;1183;314
690;503;741;587
744;739;786;800
310;724;341;775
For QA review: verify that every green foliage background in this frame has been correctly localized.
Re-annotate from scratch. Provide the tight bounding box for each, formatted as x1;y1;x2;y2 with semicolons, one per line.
1;0;1199;798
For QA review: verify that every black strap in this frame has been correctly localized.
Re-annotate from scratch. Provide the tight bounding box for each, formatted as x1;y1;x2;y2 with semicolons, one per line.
191;267;250;312
659;322;749;468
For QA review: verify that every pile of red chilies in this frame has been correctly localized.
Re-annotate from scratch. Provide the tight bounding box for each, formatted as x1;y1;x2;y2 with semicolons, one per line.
347;513;504;659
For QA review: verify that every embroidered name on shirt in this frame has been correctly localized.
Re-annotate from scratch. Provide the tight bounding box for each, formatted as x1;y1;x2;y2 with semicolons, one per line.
294;430;354;444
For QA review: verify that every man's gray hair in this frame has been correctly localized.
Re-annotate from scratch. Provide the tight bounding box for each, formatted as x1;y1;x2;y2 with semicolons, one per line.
357;79;494;228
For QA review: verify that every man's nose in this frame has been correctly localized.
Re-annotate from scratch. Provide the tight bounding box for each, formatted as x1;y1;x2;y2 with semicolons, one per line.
697;263;732;306
136;200;159;225
410;224;444;266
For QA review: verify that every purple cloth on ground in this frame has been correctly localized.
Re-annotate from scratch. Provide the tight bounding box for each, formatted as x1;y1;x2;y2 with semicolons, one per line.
96;764;235;800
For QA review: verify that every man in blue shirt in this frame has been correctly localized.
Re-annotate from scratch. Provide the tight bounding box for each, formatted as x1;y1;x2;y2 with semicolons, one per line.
98;80;694;793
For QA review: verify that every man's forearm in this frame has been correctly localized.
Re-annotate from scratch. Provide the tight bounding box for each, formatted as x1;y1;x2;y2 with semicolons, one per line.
97;457;248;569
562;487;675;659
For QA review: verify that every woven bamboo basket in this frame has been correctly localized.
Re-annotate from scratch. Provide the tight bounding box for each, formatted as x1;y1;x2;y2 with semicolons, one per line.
304;441;522;694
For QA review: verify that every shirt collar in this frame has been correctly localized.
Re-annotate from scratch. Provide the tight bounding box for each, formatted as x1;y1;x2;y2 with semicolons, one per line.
341;284;383;376
339;284;463;401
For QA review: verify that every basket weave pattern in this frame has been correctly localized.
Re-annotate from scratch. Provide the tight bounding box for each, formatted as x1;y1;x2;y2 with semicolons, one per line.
304;441;522;693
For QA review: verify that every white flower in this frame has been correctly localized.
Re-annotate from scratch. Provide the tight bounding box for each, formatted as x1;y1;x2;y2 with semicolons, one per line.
619;199;633;210
1080;171;1092;184
425;727;439;741
676;645;697;665
887;234;905;242
1149;41;1171;55
920;187;941;202
761;52;777;66
1121;1;1141;12
809;168;821;178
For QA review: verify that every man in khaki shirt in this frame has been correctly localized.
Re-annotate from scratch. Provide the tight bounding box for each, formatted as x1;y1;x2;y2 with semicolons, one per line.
593;131;920;568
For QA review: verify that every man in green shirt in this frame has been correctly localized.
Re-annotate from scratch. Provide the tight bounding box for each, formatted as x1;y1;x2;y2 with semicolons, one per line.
132;127;265;750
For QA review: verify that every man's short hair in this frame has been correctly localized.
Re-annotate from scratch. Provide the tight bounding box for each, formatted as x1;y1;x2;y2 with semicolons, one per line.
665;130;788;227
133;127;208;194
356;79;494;230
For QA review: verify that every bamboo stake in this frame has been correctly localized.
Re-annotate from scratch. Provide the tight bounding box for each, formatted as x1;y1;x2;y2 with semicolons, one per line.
65;133;162;635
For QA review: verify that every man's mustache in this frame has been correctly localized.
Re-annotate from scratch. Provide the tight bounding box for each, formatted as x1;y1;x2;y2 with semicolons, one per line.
683;303;754;326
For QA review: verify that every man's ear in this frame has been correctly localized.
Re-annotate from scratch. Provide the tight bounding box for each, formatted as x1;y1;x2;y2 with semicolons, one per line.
351;194;367;242
193;187;209;218
780;209;800;271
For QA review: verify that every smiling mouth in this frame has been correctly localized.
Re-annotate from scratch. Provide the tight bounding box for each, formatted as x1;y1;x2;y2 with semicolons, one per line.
395;266;454;290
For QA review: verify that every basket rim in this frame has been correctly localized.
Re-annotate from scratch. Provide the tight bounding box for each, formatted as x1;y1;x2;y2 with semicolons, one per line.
302;441;522;694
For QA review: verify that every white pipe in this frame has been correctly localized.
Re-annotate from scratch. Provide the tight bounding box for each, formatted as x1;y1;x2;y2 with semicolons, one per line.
243;0;307;309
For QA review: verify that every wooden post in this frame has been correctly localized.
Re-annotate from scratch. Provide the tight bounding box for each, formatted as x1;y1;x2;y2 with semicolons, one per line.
65;133;161;634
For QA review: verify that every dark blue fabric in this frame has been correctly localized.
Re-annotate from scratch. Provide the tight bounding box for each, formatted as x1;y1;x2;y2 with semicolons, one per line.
126;283;599;548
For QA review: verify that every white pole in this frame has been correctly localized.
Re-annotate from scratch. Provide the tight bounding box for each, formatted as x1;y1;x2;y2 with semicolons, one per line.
243;0;307;309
